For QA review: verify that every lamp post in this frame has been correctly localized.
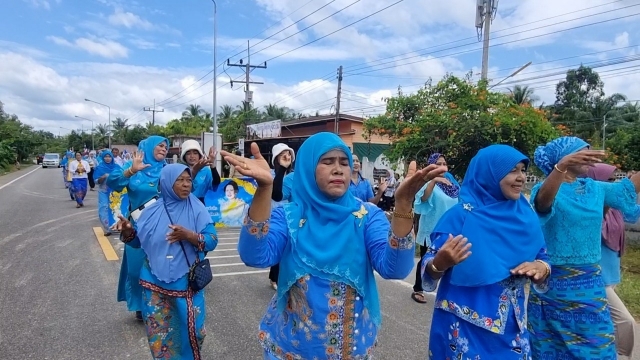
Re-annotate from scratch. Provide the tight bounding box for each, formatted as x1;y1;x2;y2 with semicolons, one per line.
84;98;111;148
211;0;219;173
488;61;532;90
75;116;95;150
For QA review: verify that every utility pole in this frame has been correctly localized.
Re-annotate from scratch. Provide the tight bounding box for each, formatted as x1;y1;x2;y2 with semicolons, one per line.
475;0;497;81
144;99;164;126
334;65;343;134
602;114;608;150
226;41;267;140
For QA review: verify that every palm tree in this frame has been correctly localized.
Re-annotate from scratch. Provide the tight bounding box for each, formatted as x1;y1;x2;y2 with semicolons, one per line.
508;85;538;105
182;104;205;119
112;117;129;144
263;103;292;121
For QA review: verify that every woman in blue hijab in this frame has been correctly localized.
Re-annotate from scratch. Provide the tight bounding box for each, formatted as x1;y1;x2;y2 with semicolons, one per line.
116;164;217;359
223;132;446;359
93;150;118;235
60;151;75;200
421;144;550;359
108;135;169;321
528;136;640;359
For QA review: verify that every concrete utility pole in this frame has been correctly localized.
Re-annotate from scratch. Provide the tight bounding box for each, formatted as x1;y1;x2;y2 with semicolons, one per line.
144;99;164;126
475;0;498;81
334;65;343;134
226;41;267;142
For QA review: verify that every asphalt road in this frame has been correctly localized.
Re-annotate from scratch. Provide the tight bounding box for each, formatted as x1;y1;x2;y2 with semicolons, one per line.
1;166;639;360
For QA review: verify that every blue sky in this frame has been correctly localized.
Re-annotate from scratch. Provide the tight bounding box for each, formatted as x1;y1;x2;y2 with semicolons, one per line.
1;0;639;135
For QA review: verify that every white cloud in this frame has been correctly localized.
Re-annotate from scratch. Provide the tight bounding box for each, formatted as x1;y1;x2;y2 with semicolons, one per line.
129;37;158;50
108;7;154;30
47;36;129;59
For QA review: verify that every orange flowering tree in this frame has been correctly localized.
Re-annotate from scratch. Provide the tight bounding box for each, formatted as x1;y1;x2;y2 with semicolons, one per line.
363;73;559;176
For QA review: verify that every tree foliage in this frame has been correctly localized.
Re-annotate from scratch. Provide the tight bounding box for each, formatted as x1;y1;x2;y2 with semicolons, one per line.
363;73;559;176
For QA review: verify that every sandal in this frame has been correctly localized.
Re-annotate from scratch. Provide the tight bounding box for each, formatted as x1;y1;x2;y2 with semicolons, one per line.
270;281;278;291
411;291;427;304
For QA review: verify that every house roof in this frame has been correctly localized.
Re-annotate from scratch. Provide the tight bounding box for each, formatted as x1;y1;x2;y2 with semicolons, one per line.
281;113;364;127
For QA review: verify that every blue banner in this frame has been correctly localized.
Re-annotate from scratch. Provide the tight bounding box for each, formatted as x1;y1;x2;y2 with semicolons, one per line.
98;187;130;230
204;177;257;228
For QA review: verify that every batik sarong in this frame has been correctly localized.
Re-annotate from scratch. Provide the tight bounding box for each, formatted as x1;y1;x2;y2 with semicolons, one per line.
527;263;616;360
71;178;88;205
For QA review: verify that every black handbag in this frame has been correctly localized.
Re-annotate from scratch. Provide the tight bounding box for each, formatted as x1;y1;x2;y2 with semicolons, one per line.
163;202;212;293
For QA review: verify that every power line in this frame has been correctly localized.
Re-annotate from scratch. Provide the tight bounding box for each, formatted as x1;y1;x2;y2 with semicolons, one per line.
241;0;360;61
262;0;405;64
343;0;626;71
344;11;640;76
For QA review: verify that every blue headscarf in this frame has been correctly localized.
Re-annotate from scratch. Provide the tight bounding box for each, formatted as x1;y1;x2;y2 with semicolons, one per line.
278;132;383;325
135;135;169;183
534;136;589;176
431;145;546;287
428;153;460;198
93;150;117;180
60;151;74;166
136;164;212;283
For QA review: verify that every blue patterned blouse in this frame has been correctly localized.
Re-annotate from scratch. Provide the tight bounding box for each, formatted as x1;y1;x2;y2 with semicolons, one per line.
422;234;549;335
531;178;639;265
238;202;415;359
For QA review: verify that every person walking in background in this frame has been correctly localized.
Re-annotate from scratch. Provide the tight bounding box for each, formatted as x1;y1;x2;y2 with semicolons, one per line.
117;163;218;359
223;132;446;359
529;136;640;359
93;150;119;236
87;150;97;191
108;135;169;321
180;139;221;204
68;152;90;208
585;163;638;359
111;147;124;167
228;150;244;178
266;143;295;291
411;153;460;304
421;145;550;359
60;151;75;201
350;154;386;203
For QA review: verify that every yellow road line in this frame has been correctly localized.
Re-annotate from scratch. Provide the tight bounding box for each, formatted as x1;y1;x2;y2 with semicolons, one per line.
93;227;119;261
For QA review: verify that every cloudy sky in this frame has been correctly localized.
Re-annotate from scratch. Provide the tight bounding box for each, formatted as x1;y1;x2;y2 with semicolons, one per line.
1;0;639;135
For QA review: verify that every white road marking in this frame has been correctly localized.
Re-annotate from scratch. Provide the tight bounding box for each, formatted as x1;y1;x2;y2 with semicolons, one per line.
0;166;40;190
211;248;238;252
206;254;240;259
216;242;238;246
212;270;269;277
210;262;246;267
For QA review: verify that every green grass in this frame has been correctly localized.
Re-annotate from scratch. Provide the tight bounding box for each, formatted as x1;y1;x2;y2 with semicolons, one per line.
617;244;640;319
1;162;32;175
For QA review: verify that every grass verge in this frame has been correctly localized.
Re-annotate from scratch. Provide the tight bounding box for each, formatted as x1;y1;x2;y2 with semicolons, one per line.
1;163;33;176
617;244;640;319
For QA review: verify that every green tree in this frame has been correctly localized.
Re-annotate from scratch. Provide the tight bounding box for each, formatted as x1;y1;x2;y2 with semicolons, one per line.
508;85;538;106
363;73;559;176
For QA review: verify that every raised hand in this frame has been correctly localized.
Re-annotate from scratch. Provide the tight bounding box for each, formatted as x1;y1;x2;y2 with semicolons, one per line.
556;149;605;171
114;215;134;239
394;161;447;208
278;151;292;169
432;234;472;272
220;142;273;186
130;151;151;173
207;146;217;166
434;176;452;186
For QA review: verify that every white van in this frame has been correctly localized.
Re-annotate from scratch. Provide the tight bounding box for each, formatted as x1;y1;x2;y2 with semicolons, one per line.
42;153;60;168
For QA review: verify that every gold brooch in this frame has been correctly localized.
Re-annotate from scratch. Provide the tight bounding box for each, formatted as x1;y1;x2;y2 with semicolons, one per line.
352;205;368;227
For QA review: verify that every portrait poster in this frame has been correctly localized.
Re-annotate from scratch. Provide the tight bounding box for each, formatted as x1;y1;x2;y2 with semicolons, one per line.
204;177;257;228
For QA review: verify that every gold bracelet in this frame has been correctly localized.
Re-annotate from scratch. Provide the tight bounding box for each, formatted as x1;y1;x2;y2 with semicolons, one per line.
553;164;567;174
535;259;551;277
392;209;414;219
430;260;444;273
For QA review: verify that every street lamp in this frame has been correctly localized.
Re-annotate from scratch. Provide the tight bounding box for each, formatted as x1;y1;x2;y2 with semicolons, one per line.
75;115;95;150
84;98;111;148
211;0;219;173
488;61;532;90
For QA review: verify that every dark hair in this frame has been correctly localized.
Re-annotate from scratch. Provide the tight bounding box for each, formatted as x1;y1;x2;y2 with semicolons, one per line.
111;147;119;152
235;150;241;156
224;180;239;193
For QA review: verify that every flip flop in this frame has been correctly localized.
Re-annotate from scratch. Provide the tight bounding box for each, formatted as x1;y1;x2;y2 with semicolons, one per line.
411;291;427;304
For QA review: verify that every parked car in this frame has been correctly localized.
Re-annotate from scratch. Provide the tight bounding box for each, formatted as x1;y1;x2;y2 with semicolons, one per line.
42;153;60;168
